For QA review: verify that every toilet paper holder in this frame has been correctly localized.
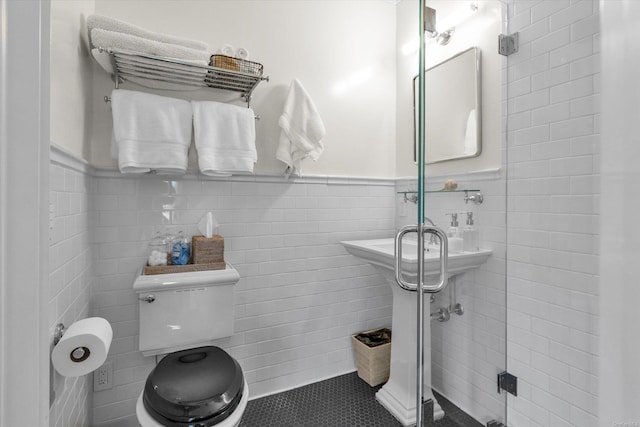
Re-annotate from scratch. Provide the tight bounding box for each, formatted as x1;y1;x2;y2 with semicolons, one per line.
53;323;66;345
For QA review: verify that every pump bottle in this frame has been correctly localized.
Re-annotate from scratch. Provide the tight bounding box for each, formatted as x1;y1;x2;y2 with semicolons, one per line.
446;213;463;254
462;212;479;252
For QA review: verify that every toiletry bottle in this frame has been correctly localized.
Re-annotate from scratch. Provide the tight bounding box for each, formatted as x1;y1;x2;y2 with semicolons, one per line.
446;213;463;254
462;212;479;252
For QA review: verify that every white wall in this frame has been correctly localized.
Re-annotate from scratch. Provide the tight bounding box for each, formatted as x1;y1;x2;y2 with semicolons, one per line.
89;0;397;177
396;0;504;178
599;0;640;424
49;3;96;425
50;0;95;159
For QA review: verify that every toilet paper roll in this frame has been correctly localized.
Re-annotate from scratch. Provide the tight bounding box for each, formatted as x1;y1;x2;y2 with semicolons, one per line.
52;317;113;377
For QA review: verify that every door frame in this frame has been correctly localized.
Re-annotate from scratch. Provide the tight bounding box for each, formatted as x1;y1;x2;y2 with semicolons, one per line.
0;0;51;425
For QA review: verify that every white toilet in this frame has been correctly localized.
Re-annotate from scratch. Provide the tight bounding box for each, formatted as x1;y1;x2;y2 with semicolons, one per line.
133;265;248;427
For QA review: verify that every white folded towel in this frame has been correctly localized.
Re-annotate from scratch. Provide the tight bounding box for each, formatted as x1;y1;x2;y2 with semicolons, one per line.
111;89;193;174
87;14;209;51
91;29;210;63
192;101;257;176
276;79;326;176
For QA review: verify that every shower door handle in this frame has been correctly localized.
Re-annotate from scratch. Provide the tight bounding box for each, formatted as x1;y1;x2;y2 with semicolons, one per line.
394;224;449;293
423;225;448;293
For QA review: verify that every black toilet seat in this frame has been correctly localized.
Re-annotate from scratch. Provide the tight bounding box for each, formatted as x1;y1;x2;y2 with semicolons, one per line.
143;346;244;427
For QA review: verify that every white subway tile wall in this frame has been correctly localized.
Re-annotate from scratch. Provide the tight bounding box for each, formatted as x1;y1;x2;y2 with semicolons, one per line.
506;1;599;426
90;176;397;426
49;163;94;427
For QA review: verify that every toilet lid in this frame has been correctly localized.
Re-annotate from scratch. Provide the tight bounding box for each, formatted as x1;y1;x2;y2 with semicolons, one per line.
143;346;244;427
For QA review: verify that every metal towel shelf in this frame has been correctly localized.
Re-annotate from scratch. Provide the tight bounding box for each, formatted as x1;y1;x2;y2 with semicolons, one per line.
97;47;269;108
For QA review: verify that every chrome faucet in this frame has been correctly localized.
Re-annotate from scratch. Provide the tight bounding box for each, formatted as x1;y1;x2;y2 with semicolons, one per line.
424;216;439;245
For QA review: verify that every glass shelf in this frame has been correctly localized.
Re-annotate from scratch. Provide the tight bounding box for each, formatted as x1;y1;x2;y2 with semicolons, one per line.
397;189;480;195
398;189;483;205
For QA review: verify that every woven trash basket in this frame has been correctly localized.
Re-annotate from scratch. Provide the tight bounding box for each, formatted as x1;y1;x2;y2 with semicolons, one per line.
351;327;391;387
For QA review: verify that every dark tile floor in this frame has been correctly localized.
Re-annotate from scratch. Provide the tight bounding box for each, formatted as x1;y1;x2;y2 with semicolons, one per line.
239;372;483;427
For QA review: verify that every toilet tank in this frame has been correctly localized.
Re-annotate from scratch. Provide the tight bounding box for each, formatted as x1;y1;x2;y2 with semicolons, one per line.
133;264;240;356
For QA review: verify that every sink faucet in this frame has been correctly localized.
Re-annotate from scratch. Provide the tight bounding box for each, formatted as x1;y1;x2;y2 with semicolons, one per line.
424;216;439;245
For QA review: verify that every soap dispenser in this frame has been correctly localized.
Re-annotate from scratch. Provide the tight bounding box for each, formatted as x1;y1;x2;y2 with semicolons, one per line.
462;212;479;252
446;213;463;254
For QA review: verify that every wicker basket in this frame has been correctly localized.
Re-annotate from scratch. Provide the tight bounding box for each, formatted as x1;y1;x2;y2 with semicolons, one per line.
192;235;224;264
351;328;391;387
209;54;263;76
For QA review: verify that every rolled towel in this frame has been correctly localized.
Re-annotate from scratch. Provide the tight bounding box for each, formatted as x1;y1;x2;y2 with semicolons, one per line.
192;101;257;176
276;79;326;176
91;28;210;63
87;14;209;51
111;89;193;174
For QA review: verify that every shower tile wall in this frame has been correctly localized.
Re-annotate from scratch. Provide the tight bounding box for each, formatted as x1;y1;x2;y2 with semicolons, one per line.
49;161;94;427
506;1;600;426
394;2;601;426
90;176;396;426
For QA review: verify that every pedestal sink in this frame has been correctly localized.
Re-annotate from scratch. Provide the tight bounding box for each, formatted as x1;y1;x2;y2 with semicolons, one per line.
341;238;491;426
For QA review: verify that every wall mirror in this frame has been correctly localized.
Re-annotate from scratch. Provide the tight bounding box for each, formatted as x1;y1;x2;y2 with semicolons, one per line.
414;46;482;164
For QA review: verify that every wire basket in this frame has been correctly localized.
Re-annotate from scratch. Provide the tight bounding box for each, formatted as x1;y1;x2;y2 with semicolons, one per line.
209;54;263;76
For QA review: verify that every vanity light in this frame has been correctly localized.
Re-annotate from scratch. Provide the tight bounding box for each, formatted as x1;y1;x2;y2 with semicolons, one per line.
401;2;479;54
427;2;478;46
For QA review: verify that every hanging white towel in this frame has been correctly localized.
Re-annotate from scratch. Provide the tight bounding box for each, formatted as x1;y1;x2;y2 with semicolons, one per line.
111;89;192;174
192;101;257;176
276;79;326;176
87;14;209;51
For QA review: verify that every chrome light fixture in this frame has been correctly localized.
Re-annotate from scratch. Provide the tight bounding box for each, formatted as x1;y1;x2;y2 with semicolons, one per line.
426;2;477;46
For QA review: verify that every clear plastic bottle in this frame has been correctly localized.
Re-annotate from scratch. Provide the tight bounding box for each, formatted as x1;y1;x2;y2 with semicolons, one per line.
446;213;463;254
171;231;191;265
462;212;479;252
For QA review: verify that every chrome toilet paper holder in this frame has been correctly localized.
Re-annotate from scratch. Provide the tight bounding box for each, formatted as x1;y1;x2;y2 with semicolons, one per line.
53;323;66;345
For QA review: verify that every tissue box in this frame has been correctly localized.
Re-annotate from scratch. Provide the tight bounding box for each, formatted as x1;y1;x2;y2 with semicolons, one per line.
192;235;224;264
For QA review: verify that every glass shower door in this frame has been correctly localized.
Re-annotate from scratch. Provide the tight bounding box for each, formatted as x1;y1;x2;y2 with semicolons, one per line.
401;0;509;425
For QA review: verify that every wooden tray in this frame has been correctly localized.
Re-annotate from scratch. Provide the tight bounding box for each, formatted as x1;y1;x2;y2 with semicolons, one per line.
143;262;226;276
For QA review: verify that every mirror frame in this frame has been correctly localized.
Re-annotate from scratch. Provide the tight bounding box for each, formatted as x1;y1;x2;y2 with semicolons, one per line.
413;46;482;164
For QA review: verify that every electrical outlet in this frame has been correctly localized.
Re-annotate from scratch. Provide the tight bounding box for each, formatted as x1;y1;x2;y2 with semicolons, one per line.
94;361;112;391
